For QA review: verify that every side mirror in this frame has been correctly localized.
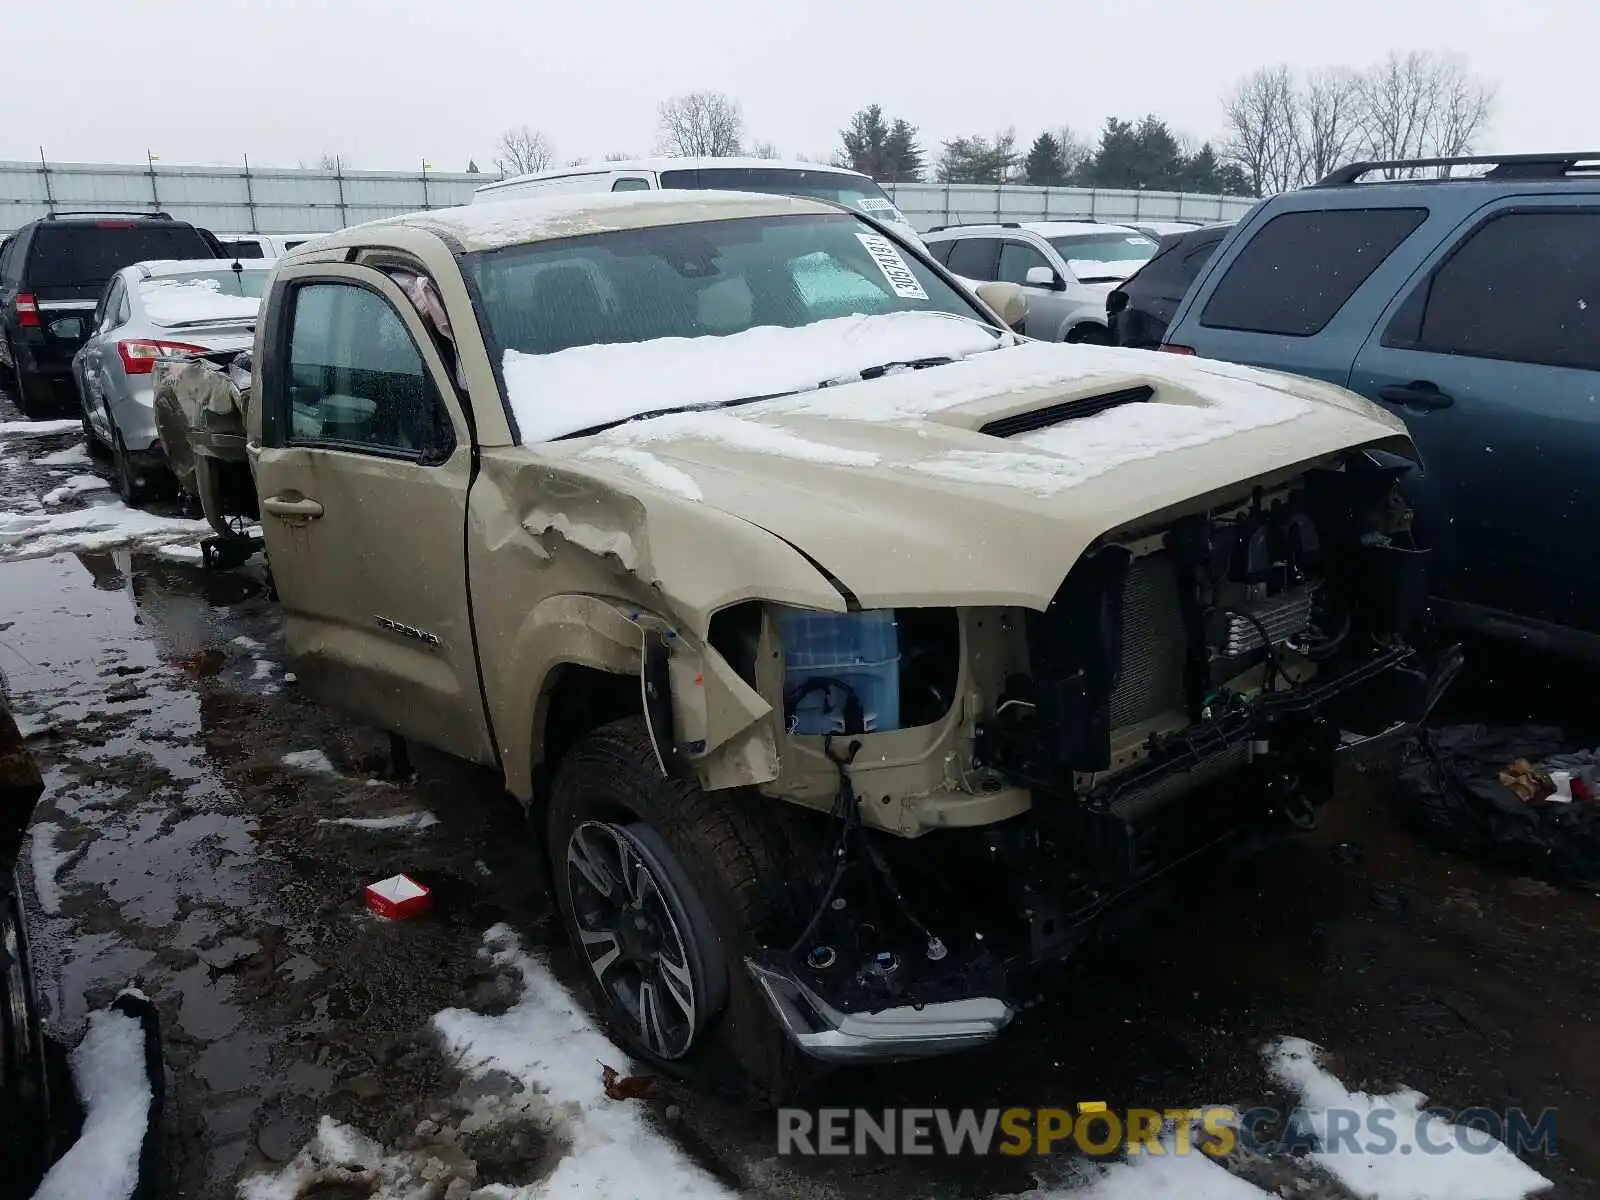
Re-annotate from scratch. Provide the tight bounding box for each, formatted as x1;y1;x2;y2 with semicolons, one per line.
1024;266;1064;291
974;281;1027;333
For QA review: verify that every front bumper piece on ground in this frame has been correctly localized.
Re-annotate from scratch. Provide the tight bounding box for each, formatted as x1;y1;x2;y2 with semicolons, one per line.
746;957;1013;1062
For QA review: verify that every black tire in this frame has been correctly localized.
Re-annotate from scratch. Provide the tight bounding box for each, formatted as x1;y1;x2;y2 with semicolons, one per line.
13;370;57;420
0;869;52;1187
547;718;820;1105
1067;324;1112;345
111;425;149;507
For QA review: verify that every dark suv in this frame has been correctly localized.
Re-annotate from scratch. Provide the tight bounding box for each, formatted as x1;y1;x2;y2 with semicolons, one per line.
1162;152;1600;658
0;212;222;417
1106;222;1235;348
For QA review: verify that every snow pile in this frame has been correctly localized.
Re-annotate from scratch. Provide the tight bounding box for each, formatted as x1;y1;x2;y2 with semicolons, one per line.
1264;1037;1552;1200
913;381;1305;496
593;409;880;469
504;310;1002;441
280;749;339;776
139;278;260;327
319;811;439;832
0;501;207;562
0;418;83;437
1014;1131;1270;1199
28;821;71;915
583;445;704;502
30;1007;153;1200
237;1118;405;1200
41;474;110;506
38;443;93;466
431;924;737;1198
241;925;734;1200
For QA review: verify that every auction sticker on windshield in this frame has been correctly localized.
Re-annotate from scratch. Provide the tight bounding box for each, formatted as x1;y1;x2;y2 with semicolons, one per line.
856;233;927;300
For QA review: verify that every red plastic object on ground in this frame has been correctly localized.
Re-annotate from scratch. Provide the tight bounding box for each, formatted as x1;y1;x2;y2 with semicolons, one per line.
364;873;432;920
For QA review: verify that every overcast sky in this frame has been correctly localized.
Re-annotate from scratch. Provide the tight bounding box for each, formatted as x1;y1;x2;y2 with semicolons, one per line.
7;0;1595;173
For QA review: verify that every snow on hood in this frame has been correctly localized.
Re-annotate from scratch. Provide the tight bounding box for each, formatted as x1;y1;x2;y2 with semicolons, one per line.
139;278;260;328
540;338;1407;610
1068;259;1146;282
505;310;1006;442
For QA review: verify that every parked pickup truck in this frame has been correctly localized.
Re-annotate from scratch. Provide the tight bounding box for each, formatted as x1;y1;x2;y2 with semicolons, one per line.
183;189;1457;1100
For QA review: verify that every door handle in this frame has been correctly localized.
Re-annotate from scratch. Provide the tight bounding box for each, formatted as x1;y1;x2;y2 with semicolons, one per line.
262;495;324;519
1378;381;1454;411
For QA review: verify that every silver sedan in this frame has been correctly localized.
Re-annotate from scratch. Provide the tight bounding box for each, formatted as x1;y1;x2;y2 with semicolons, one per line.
72;258;273;503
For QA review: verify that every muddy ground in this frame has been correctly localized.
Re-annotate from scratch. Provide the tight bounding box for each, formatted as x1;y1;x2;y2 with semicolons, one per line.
2;390;1597;1199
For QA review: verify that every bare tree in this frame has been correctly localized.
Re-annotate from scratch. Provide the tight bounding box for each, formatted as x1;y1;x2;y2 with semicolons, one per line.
494;126;555;177
1222;65;1301;195
1358;51;1493;176
1298;67;1366;183
750;140;780;160
602;150;635;162
656;91;744;157
1055;127;1092;179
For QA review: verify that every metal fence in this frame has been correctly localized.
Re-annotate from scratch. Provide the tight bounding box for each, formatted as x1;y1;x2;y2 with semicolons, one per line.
0;158;1259;236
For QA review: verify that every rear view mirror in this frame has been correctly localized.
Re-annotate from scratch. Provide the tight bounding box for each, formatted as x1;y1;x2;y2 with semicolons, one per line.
1024;266;1063;291
974;281;1027;333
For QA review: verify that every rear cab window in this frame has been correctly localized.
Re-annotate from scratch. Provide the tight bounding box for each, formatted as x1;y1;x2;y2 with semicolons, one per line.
1200;207;1428;336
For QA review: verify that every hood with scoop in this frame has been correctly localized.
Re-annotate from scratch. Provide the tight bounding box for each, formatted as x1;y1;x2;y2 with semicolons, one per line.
511;317;1414;612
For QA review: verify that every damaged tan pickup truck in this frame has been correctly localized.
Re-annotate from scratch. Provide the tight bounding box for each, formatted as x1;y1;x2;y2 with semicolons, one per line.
173;190;1459;1100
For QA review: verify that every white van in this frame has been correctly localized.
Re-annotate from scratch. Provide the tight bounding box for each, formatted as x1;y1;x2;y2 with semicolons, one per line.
472;158;922;244
213;233;326;259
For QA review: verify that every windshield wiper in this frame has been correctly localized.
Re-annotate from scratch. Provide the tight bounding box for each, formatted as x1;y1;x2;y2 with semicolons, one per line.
561;349;978;440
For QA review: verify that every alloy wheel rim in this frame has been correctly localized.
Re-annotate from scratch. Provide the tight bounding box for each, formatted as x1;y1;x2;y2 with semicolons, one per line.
565;820;699;1060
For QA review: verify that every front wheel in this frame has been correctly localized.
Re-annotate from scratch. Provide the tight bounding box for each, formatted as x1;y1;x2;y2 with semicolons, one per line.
546;718;819;1104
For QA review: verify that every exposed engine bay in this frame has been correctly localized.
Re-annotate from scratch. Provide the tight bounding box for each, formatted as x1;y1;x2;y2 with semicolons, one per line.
743;452;1461;1050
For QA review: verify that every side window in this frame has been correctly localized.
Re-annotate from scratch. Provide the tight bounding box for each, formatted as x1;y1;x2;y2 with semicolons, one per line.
944;238;999;281
0;237;15;286
1201;207;1428;337
998;241;1052;286
283;282;451;458
611;177;652;192
926;240;956;266
99;280;125;331
1385;210;1600;371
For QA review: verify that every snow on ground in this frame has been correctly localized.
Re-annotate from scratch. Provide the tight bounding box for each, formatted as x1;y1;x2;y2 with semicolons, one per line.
28;820;70;915
1264;1037;1552;1200
431;925;737;1199
37;443;93;466
505;311;1003;441
240;924;733;1200
319;811;439;832
1013;1132;1273;1200
0;500;207;562
41;474;111;506
0;418;82;437
30;1006;153;1200
280;749;339;776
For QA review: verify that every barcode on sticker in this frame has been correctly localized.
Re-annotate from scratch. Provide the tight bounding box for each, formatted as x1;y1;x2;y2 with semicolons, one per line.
856;233;927;300
858;197;895;212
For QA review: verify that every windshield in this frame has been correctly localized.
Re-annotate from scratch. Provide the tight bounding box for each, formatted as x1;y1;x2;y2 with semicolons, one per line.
1047;232;1160;282
658;167;910;226
468;212;984;361
150;268;272;298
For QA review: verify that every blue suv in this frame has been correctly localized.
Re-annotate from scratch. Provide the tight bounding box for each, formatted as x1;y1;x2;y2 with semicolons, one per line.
1162;152;1600;658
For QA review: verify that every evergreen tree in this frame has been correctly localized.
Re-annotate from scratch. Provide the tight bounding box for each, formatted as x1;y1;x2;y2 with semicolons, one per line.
1023;132;1069;186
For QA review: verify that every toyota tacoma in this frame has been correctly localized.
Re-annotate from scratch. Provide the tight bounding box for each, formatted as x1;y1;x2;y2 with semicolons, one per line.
179;189;1456;1100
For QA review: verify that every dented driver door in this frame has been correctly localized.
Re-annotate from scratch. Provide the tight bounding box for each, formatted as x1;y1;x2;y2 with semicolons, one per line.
248;263;494;764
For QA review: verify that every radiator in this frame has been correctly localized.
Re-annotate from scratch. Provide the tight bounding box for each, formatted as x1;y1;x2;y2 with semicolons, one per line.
1108;552;1189;728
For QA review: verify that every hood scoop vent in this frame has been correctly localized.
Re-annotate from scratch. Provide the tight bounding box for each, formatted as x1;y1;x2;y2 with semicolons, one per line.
979;385;1154;439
